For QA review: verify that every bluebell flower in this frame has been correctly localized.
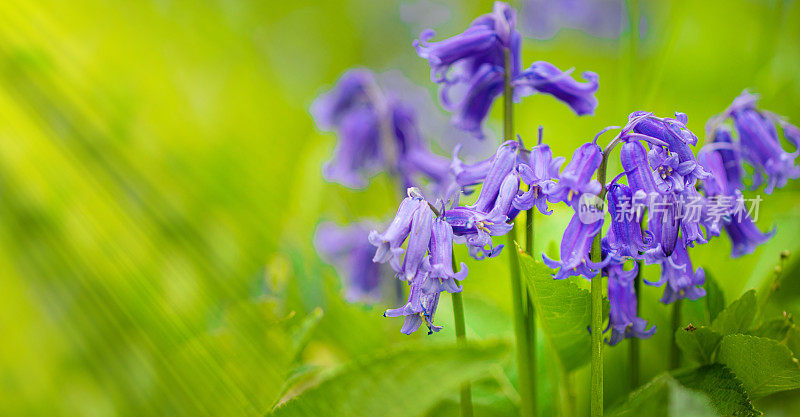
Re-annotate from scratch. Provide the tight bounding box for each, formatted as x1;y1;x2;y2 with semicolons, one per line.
311;69;373;130
445;207;511;260
369;194;424;271
724;212;775;258
709;126;745;192
384;269;443;335
316;222;389;302
547;141;602;208
709;90;800;194
423;217;469;294
647;147;685;194
646;240;705;304
543;209;605;280
401;198;436;282
644;193;681;261
513;61;599;116
626;111;709;185
469;140;521;213
414;2;520;138
488;169;522;219
620;140;659;196
603;182;653;259
603;260;655;346
514;143;564;214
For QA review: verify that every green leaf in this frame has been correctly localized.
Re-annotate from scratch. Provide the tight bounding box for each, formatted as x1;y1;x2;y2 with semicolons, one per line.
704;272;726;323
675;326;722;364
608;365;761;417
747;316;793;342
672;365;761;417
717;334;800;399
270;340;510;417
518;251;593;373
711;290;757;335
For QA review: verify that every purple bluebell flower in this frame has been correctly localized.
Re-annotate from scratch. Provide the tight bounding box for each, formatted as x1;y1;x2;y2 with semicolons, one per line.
648;147;685;194
724;211;775;258
603;182;653;259
401;199;436;281
384;269;443;335
620;140;659;196
547;141;602;208
513;61;600;116
514;143;564;214
445;207;511;260
626;111;709;185
423;217;468;294
543;210;605;280
709;126;745;192
644;193;681;261
316;222;389;302
647;240;705;304
708;90;800;194
369;195;423;271
414;2;520;138
470;140;521;212
311;69;373;130
488;169;521;219
604;260;655;346
320;105;383;188
678;185;709;247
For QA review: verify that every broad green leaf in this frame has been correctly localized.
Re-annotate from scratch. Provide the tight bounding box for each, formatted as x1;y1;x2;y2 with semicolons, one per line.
711;290;757;335
672;365;761;417
270;340;509;417
609;365;760;417
518;251;592;373
675;327;722;364
704;272;726;323
717;334;800;399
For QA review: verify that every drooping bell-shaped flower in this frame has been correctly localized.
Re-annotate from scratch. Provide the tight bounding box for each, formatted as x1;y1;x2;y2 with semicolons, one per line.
414;2;521;138
620;140;659;196
603;182;653;259
316;222;389;302
514;143;564;214
646;240;705;304
423;218;469;294
445;207;511;260
604;260;656;346
513;61;599;116
645;193;681;261
627;111;709;185
543;209;605;280
401;199;436;282
311;69;373;130
369;194;424;271
321;105;383;188
648;147;685;194
709;126;745;192
547;141;602;208
470;140;521;212
384;269;443;335
709;90;800;194
724;211;775;258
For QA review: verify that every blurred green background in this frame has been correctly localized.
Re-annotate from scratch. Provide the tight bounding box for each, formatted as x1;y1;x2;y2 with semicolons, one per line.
1;0;799;416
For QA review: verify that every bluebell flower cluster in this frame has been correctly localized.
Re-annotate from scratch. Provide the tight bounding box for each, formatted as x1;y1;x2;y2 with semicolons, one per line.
311;69;451;192
373;133;571;333
415;1;599;138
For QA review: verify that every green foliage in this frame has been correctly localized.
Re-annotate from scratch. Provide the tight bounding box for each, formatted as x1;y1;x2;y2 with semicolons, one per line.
518;251;593;373
675;327;722;364
711;290;756;335
717;334;800;399
271;340;510;417
704;273;726;323
609;365;760;417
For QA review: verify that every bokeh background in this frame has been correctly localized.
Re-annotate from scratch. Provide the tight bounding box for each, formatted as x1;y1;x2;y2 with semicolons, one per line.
1;0;799;416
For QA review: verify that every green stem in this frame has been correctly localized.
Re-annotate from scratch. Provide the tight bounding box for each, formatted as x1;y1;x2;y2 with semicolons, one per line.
670;300;682;369
504;46;534;417
525;208;537;415
451;255;473;417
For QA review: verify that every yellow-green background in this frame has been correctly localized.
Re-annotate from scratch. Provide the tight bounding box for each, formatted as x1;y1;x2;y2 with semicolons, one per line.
1;0;799;416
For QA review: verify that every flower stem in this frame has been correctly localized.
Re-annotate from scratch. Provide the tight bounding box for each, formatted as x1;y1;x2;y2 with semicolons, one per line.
504;46;534;417
525;208;537;415
589;143;614;417
669;299;682;369
451;251;473;417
